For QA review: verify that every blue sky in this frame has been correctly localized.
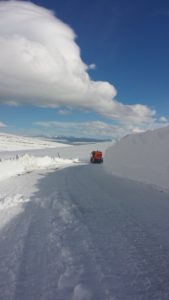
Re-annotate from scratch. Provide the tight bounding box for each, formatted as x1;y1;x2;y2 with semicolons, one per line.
0;0;169;139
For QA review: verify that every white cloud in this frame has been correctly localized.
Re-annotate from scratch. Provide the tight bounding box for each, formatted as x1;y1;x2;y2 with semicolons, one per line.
34;119;169;140
0;121;6;128
131;127;144;134
159;116;168;123
34;120;145;139
0;1;156;126
88;63;96;70
58;109;72;115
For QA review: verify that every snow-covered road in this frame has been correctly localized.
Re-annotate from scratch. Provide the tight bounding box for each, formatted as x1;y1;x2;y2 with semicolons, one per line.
1;165;169;300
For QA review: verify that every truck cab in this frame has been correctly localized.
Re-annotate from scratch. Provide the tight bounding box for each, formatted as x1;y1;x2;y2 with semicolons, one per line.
90;151;103;163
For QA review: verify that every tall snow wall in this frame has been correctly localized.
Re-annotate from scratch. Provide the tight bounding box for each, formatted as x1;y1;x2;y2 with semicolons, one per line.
104;125;169;190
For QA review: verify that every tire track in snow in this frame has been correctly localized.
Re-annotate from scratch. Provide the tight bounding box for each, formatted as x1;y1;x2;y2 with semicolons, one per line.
9;168;107;300
1;165;169;299
48;169;110;300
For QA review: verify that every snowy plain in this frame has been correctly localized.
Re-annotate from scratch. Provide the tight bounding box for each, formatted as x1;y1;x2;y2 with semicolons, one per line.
0;132;69;151
1;129;169;299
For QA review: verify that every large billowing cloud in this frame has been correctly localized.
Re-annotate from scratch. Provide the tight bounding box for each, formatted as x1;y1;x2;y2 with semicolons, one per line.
0;1;155;124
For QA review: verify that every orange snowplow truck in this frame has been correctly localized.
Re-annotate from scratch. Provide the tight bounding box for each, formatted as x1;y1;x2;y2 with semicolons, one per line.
90;150;103;163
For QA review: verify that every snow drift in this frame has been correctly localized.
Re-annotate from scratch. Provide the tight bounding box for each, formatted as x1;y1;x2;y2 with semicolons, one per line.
0;154;79;181
104;125;169;190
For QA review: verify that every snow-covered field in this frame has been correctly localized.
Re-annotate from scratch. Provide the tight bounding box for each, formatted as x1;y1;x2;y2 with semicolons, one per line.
104;125;169;191
0;132;69;151
0;131;111;181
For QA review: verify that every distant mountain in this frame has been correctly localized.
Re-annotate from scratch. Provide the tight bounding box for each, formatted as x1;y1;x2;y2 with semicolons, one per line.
37;135;112;145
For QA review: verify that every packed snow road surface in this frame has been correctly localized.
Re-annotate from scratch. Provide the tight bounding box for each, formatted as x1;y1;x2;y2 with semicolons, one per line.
1;165;169;299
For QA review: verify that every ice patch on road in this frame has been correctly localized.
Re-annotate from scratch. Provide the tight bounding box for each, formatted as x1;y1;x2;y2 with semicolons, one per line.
73;283;93;300
58;268;82;290
0;154;80;181
0;194;30;210
0;194;30;230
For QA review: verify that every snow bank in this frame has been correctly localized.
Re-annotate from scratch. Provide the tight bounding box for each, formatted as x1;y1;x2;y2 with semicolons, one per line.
104;125;169;190
0;154;79;181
